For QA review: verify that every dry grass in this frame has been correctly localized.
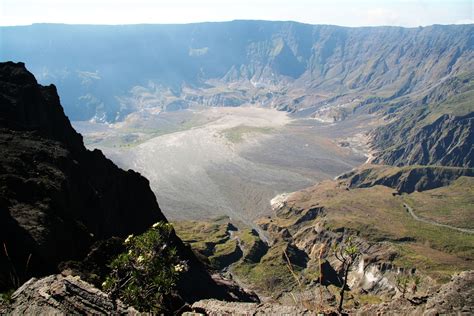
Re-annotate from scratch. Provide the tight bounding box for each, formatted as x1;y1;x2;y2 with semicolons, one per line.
403;177;474;229
277;178;474;281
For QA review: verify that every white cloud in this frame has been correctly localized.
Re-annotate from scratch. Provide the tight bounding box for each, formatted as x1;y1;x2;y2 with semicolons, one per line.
455;19;474;25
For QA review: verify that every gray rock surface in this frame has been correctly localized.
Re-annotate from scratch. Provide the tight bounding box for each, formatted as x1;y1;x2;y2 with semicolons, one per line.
192;299;312;315
7;274;136;315
357;270;474;315
424;270;474;315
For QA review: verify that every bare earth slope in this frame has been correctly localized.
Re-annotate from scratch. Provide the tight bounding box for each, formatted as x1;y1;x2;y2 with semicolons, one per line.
75;108;369;222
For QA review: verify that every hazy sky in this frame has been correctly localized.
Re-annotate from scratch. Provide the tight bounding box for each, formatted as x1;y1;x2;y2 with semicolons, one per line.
1;0;473;27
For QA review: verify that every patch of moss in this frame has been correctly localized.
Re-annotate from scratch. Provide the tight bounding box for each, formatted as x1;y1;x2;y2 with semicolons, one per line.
357;294;383;305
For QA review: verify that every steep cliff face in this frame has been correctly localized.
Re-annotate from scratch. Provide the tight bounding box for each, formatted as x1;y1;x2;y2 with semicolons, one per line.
1;22;472;121
371;112;473;168
0;62;233;303
340;164;474;193
0;62;166;288
369;71;474;168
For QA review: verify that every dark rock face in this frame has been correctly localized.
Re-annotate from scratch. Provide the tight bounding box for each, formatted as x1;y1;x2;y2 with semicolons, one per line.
340;165;473;193
0;61;165;289
372;112;474;168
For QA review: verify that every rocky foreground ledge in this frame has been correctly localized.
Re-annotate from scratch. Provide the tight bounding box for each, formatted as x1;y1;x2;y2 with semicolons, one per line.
2;270;472;315
4;274;136;314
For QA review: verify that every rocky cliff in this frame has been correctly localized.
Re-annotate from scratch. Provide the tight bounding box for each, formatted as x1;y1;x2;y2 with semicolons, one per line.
339;164;474;193
1;22;472;121
0;62;236;304
369;70;474;168
371;112;473;168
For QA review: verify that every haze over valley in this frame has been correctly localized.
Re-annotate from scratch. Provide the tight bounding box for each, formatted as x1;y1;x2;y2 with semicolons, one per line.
1;16;473;314
74;106;368;222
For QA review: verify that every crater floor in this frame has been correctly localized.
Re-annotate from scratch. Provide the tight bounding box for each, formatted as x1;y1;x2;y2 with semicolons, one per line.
74;106;371;225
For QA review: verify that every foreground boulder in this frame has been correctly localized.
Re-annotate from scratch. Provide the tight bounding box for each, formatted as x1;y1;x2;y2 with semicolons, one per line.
7;274;136;314
357;270;474;315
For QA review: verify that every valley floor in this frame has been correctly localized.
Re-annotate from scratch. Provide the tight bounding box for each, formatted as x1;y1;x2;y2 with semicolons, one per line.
74;106;370;224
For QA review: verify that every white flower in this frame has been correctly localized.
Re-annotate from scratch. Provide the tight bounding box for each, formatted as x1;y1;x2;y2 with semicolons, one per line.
128;250;133;255
124;234;133;244
174;264;186;272
101;281;107;288
152;222;160;228
137;255;145;263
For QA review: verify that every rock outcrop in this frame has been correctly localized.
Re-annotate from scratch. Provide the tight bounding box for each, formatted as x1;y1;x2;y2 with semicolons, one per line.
340;164;474;193
0;61;165;290
357;270;474;315
191;299;312;315
372;112;474;168
7;274;137;314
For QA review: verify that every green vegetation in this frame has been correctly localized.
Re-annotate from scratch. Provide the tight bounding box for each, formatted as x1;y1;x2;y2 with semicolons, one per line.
396;272;420;298
424;72;474;123
221;125;273;143
357;294;383;305
403;177;474;229
265;178;474;282
172;218;232;268
173;217;248;269
0;289;14;305
233;243;300;296
173;218;298;296
103;222;186;313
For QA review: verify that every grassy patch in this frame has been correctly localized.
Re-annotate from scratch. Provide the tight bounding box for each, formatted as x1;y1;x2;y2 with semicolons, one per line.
233;243;299;297
403;177;474;229
357;294;383;305
221;125;273;143
173;217;244;269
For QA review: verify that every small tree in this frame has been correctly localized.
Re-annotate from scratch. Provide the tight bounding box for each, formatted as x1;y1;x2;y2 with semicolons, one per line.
396;272;420;299
333;236;361;313
103;222;187;313
396;274;410;298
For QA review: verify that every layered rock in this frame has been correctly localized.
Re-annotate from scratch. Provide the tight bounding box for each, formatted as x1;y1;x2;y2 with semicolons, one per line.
7;274;137;314
192;299;312;315
339;164;474;193
372;112;474;168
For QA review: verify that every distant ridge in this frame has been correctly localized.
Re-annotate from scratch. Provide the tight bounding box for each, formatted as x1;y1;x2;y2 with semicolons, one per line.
1;22;472;121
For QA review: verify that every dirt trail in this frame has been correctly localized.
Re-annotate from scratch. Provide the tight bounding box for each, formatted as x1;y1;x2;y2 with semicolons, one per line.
403;203;474;234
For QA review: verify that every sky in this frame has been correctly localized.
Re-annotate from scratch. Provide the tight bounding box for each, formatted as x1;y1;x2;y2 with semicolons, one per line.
0;0;473;27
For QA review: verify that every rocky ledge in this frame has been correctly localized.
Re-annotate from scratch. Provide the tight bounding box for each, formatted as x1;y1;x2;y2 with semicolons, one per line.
6;274;136;314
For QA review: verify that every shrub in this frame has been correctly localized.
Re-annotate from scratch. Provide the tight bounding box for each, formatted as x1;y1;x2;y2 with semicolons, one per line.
103;222;187;313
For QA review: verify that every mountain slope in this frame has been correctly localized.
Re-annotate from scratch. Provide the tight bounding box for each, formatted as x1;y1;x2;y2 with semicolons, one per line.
1;22;472;121
370;72;474;167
